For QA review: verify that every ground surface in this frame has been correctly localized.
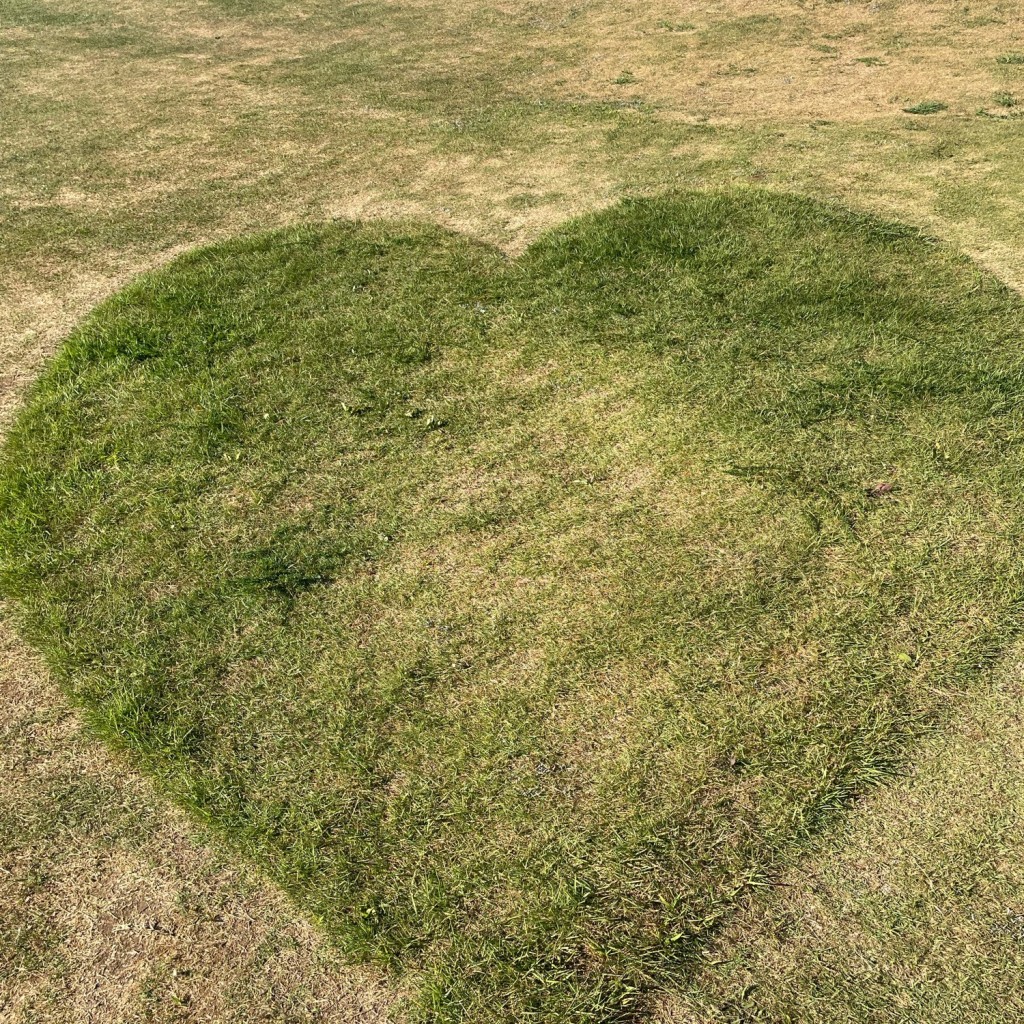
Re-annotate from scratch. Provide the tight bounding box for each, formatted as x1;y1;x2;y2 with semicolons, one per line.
6;192;1024;1021
2;1;1024;1022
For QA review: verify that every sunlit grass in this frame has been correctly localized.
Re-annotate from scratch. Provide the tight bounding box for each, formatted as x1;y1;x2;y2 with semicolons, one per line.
3;191;1024;1020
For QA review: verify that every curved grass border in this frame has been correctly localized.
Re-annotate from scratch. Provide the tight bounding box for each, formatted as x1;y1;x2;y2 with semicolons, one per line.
2;191;1024;1021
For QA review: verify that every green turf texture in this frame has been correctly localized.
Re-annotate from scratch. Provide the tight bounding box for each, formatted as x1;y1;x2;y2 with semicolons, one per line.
2;192;1023;1022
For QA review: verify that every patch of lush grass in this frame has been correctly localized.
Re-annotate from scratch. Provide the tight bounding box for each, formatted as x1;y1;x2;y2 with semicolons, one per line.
903;100;948;115
3;191;1024;1021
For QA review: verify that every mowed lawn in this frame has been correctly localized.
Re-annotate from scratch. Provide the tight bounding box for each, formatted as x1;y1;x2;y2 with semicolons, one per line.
3;192;1024;1020
4;2;1024;1022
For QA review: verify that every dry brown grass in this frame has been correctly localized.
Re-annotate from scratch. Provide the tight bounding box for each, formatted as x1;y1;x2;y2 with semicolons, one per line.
544;0;1024;121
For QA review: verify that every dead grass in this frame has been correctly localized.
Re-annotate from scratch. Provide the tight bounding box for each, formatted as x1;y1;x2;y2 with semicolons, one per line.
545;0;1024;122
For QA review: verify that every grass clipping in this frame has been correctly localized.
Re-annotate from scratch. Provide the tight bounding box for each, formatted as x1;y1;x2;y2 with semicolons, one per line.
2;192;1023;1022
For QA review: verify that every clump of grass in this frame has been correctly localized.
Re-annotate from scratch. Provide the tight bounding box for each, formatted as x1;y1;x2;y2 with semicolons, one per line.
855;56;886;66
613;70;637;85
2;192;1024;1022
903;100;948;114
995;92;1017;108
996;52;1024;65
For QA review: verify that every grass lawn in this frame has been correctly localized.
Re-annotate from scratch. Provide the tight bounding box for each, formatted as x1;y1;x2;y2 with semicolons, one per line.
4;1;1024;1021
3;190;1024;1021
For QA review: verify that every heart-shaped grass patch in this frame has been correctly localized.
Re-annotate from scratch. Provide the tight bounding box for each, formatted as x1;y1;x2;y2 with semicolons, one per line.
3;192;1024;1021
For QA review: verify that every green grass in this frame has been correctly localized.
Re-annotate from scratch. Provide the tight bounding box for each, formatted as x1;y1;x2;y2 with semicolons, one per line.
3;190;1024;1021
667;644;1024;1022
903;100;948;115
